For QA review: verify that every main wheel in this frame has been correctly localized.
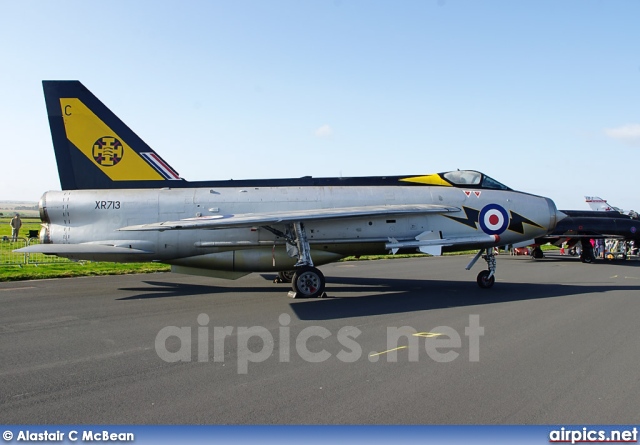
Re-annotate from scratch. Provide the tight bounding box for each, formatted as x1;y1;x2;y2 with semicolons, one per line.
277;270;296;283
580;253;593;263
292;266;326;298
476;270;495;289
531;247;544;259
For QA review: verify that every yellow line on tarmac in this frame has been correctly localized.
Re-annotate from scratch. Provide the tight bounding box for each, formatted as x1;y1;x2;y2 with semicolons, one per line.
369;332;443;357
369;346;408;357
413;332;443;338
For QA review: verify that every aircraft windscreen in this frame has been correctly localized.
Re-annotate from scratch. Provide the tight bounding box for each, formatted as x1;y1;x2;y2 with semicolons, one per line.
443;171;481;185
443;170;511;190
481;175;510;190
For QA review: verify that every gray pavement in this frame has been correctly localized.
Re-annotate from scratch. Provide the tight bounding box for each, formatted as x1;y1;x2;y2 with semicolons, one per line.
1;253;640;424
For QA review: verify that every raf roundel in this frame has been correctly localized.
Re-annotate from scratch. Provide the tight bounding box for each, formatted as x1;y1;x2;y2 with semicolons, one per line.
479;204;509;235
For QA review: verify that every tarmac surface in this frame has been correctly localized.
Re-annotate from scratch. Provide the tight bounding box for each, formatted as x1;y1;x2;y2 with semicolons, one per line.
1;252;640;424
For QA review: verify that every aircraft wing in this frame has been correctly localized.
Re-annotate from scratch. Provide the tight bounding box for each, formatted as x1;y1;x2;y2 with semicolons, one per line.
119;204;459;232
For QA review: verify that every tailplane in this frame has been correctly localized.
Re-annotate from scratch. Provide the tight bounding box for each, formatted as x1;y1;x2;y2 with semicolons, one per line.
43;81;183;190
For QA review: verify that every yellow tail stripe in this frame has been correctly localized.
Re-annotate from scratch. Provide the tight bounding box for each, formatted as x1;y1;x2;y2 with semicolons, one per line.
60;98;164;181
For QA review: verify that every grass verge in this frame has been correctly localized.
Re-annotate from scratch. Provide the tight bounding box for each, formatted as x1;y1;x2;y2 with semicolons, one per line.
0;262;170;282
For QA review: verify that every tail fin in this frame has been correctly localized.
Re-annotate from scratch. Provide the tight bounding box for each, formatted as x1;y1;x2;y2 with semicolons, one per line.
43;81;183;190
584;196;621;213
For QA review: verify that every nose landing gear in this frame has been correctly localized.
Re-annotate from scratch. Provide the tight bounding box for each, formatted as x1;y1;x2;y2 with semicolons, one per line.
467;247;498;289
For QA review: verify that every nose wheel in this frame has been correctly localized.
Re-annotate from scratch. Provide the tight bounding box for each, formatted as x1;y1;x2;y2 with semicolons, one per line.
467;247;498;289
476;270;495;288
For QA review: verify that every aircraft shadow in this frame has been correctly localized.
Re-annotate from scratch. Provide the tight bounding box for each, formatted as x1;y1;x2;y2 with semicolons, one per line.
116;281;278;300
286;276;640;320
116;278;640;323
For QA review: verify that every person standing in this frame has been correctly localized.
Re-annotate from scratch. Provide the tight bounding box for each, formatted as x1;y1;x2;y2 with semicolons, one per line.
10;214;22;241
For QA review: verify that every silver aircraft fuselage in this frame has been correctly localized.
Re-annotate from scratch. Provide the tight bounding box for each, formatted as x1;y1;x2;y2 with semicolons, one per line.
37;184;558;274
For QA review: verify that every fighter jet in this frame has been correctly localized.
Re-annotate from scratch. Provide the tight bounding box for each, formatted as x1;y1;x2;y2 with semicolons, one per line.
17;81;563;296
585;196;639;219
530;196;640;262
585;196;624;213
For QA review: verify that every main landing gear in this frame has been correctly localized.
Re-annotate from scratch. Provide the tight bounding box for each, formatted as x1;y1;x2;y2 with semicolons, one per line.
579;238;596;264
275;266;327;298
531;246;544;259
467;248;497;289
274;270;295;283
268;221;327;298
289;222;326;298
291;266;326;298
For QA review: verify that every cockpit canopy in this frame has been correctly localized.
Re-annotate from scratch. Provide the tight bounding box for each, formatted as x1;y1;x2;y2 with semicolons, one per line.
442;170;511;190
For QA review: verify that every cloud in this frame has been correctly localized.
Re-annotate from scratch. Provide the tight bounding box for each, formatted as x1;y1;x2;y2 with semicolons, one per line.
314;124;333;138
604;123;640;147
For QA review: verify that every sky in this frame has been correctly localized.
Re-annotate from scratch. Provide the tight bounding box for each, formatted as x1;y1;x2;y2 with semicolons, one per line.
1;0;639;211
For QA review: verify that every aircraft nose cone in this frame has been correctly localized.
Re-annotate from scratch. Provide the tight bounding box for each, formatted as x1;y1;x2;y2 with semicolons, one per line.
545;198;565;231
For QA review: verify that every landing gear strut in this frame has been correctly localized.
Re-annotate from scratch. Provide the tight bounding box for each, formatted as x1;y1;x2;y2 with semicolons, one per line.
288;222;326;298
467;247;497;289
263;222;326;297
580;238;595;263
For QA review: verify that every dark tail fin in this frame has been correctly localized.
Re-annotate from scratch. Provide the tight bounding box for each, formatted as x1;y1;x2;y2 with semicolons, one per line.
43;81;183;190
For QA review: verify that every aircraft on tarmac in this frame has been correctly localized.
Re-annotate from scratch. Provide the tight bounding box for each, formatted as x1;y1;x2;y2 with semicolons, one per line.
585;196;639;219
533;210;640;263
17;81;563;296
531;195;640;263
585;196;623;213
